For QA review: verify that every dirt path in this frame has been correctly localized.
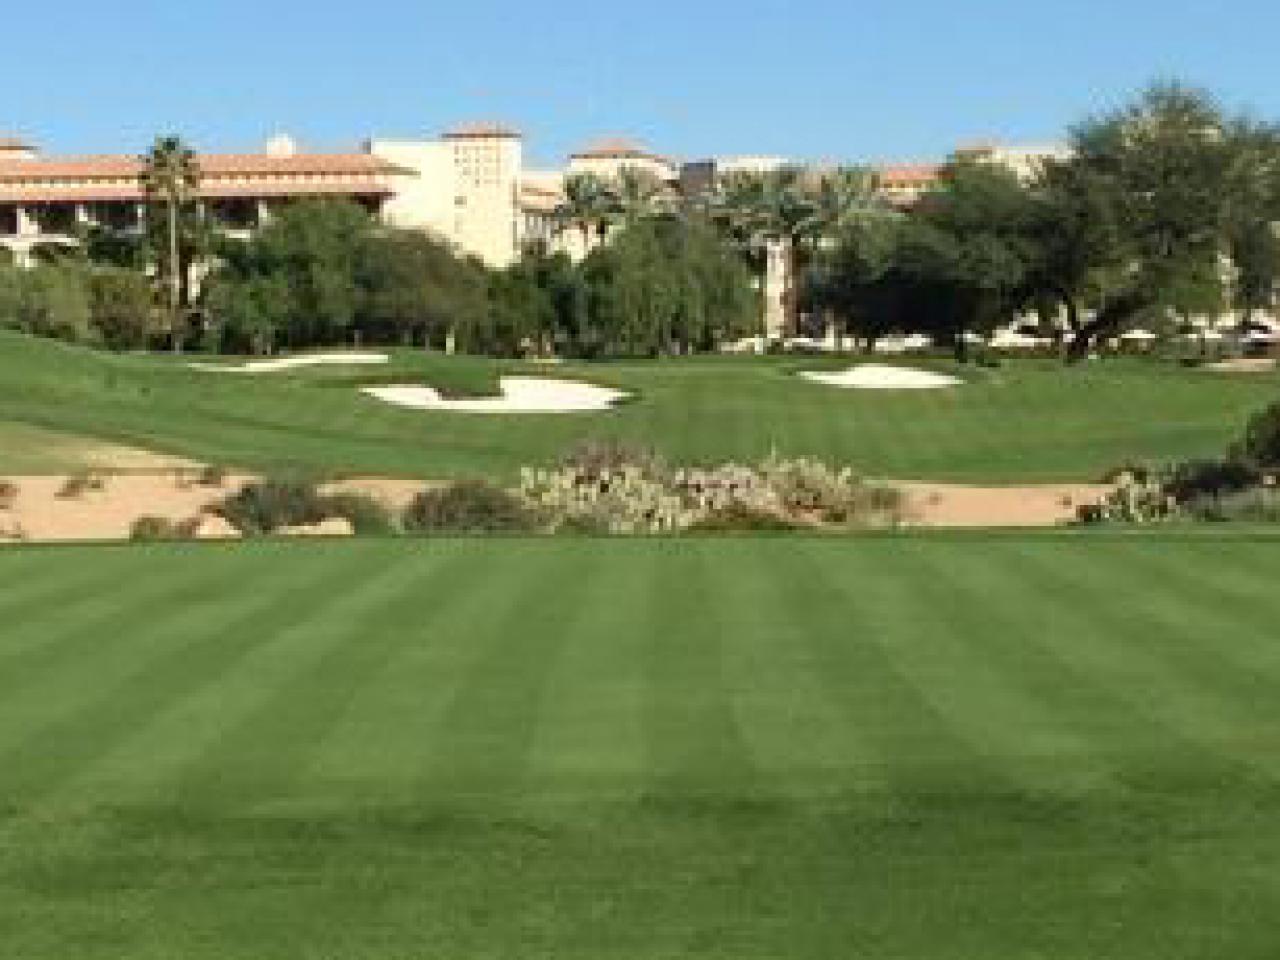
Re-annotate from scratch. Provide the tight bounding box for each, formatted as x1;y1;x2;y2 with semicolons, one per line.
0;470;1110;543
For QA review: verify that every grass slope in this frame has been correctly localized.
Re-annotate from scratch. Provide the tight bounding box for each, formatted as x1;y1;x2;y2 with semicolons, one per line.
1;534;1278;958
0;330;1277;481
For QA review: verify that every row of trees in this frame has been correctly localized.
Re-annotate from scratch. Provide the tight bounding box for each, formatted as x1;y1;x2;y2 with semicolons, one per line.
808;84;1280;361
0;260;155;348
8;82;1277;362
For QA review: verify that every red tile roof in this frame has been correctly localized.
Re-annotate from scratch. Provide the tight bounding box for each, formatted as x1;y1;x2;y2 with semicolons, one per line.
571;137;670;163
0;152;407;179
875;163;943;185
0;152;410;203
443;122;521;140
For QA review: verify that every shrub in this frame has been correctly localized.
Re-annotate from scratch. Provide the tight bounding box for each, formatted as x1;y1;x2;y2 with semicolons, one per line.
57;470;106;499
216;479;330;535
1076;474;1179;525
1184;486;1280;523
197;464;230;488
1163;458;1260;504
1232;401;1280;470
403;480;538;534
130;515;182;541
559;438;664;481
758;454;903;526
520;464;693;534
321;491;397;535
687;502;799;533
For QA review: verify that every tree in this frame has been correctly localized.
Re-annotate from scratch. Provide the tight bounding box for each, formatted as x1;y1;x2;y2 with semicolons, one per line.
911;159;1040;358
141;135;200;352
87;267;155;349
579;217;757;357
210;200;369;348
554;173;617;254
358;231;487;349
710;167;819;338
1057;83;1236;360
613;167;670;228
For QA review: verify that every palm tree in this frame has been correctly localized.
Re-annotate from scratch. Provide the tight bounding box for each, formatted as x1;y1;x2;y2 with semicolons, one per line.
807;166;887;348
614;167;670;227
711;167;819;339
141;136;200;352
554;173;616;257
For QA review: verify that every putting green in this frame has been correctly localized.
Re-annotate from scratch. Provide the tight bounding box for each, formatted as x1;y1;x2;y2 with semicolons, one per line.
1;534;1278;958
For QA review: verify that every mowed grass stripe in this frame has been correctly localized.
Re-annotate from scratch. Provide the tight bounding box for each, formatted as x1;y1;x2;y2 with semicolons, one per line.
705;540;888;794
182;544;498;807
306;544;552;802
0;545;362;803
0;547;281;748
1002;541;1279;783
886;539;1119;791
1097;541;1280;706
420;542;606;800
641;541;763;796
167;546;440;808
0;548;177;650
777;541;1022;793
44;545;384;804
524;543;649;798
921;540;1239;787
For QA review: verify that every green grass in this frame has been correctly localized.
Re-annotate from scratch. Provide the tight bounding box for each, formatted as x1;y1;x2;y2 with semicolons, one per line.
1;330;1277;481
2;533;1279;958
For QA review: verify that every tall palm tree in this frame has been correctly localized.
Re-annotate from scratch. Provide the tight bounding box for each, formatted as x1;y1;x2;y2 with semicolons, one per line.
554;173;616;257
141;136;200;352
807;166;887;348
614;167;670;227
711;167;818;339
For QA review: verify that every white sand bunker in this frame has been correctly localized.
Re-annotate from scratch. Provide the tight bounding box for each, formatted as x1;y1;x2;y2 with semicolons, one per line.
800;364;962;390
190;352;390;374
362;377;628;413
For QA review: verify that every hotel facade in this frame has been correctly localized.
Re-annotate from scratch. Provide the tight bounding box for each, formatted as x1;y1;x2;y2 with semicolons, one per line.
0;125;1066;274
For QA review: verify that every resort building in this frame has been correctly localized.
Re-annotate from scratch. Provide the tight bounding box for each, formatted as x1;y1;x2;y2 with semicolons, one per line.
566;138;679;185
369;123;525;268
0;135;409;266
0;123;1076;284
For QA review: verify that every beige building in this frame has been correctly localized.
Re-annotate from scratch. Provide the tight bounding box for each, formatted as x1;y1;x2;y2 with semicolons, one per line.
566;137;678;184
369;122;524;268
0;135;408;267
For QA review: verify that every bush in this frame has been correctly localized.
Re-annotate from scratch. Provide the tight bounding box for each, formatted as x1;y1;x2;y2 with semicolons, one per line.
321;491;397;535
559;438;664;480
403;480;538;534
1232;401;1280;470
129;515;181;541
1163;458;1261;504
758;454;903;526
57;470;106;499
687;502;799;533
216;479;330;535
1184;486;1280;523
1075;474;1179;525
197;464;230;488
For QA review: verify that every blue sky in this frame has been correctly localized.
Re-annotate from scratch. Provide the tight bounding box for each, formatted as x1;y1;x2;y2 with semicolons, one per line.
9;0;1279;167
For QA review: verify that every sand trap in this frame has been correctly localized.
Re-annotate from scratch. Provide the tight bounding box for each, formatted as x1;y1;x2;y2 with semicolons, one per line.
800;364;962;390
190;352;390;373
362;377;627;413
901;482;1111;528
1205;358;1277;374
